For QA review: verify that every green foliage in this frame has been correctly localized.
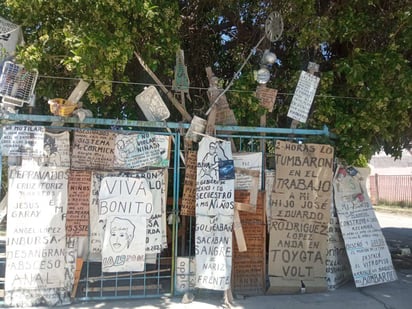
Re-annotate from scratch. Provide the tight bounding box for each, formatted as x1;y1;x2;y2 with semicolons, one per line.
2;0;181;107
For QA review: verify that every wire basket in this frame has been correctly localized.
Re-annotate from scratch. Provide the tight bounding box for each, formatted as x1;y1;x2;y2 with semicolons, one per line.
48;98;78;117
0;61;38;107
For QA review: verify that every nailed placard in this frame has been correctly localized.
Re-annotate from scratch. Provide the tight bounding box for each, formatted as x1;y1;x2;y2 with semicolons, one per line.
256;85;277;112
71;129;116;170
181;151;197;216
135;86;170;121
287;71;320;123
66;170;91;237
1;125;44;156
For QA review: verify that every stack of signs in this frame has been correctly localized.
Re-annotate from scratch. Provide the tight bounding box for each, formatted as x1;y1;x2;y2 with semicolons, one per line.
195;137;235;291
268;141;334;293
326;213;352;290
333;166;397;287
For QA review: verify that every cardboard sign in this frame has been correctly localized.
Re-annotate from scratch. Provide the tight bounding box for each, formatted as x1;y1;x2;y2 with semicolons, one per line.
333;166;397;287
71;129;116;170
256;85;277;112
268;141;334;293
326;215;352;290
5;167;69;305
181;151;197;216
196;137;234;216
66;170;91;236
99;177;152;272
195;215;233;290
1;125;44;156
287;71;320;123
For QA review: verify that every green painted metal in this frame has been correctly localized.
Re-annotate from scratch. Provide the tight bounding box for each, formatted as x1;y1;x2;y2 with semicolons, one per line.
0;112;335;304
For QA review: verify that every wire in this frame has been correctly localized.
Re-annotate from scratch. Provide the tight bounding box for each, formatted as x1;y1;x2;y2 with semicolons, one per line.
37;74;370;101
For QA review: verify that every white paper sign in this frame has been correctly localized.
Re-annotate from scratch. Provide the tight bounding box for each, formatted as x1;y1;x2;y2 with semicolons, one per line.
333;166;397;287
233;152;262;190
195;215;233;290
33;131;70;167
102;215;146;272
176;257;196;293
287;71;320;123
196;137;234;216
1;125;44;156
114;133;162;169
6;167;68;291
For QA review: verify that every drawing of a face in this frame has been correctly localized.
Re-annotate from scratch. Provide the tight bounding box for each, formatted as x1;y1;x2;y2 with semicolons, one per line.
116;137;136;159
109;217;135;253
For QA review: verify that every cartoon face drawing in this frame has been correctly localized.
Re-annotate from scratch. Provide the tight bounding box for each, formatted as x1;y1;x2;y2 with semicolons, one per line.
109;217;135;253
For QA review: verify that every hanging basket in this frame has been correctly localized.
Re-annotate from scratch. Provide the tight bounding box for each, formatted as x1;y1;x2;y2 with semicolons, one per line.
48;98;78;117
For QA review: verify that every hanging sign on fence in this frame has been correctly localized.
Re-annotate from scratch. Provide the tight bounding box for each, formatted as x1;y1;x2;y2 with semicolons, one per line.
181;150;197;216
99;176;152;272
66;170;91;237
114;133;162;169
71;130;116;170
333;166;397;287
5;167;69;305
1;125;44;156
196;137;235;216
36;131;71;167
195;215;233;290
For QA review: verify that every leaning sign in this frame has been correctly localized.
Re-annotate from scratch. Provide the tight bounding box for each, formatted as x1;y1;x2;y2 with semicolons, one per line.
333;166;397;287
268;141;334;293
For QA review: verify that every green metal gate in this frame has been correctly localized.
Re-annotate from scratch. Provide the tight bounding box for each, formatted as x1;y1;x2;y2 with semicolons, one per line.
0;112;333;305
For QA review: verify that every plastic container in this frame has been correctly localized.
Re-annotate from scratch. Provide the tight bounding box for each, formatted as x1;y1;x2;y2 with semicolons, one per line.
48;98;78;116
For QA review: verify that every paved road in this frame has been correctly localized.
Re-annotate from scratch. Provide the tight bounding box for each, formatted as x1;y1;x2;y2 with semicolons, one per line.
51;209;412;309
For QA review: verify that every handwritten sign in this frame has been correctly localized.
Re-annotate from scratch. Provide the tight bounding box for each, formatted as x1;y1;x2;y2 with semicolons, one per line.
175;257;196;293
135;85;170;121
287;71;320;123
196;137;234;216
102;215;146;272
71;130;116;170
114;133;162;169
99;176;152;272
195;215;233;290
66;170;91;236
326;216;352;290
6;167;68;293
256;85;277;112
233;152;262;190
333;166;397;287
268;141;333;292
1;125;44;156
181;151;197;216
36;131;71;167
